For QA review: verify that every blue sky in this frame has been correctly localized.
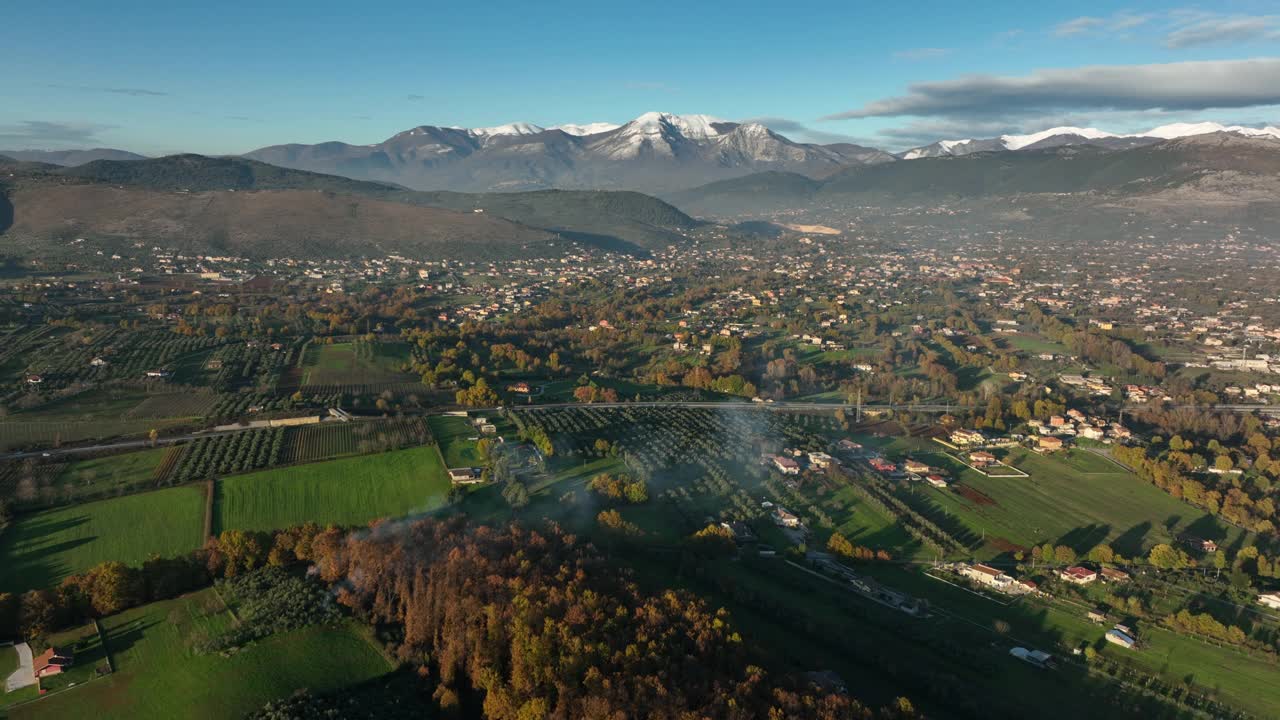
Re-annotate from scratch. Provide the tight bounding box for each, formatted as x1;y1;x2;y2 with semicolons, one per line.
4;0;1280;153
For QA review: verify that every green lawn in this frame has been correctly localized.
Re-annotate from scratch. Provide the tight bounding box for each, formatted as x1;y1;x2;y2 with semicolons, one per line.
10;589;391;720
213;445;451;532
0;643;18;681
912;448;1244;558
0;486;206;593
427;415;484;467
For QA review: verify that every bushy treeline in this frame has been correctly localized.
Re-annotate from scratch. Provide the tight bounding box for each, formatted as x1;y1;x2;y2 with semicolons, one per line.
315;518;915;720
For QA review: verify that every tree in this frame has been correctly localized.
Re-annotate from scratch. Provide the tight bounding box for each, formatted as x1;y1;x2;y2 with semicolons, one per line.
1053;545;1076;565
84;561;144;616
1148;543;1188;571
827;532;855;558
1087;544;1114;564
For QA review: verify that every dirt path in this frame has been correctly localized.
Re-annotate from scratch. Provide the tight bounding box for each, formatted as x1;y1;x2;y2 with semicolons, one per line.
4;642;35;692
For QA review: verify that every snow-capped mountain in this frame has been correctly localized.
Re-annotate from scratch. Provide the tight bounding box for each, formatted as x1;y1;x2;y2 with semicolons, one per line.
899;122;1280;159
243;112;894;193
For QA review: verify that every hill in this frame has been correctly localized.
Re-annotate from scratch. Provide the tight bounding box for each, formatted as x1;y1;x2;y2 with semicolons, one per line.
0;148;147;166
671;134;1280;217
0;155;698;258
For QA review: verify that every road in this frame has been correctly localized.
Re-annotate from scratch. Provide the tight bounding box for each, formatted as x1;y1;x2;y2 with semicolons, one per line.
6;398;1278;460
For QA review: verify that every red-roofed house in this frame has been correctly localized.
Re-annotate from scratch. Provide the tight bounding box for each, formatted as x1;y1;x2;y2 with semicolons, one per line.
1059;566;1097;585
33;647;74;678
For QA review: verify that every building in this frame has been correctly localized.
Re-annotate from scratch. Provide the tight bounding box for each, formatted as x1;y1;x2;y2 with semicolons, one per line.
1105;629;1137;649
772;506;801;528
1009;647;1055;668
904;459;930;475
960;563;1015;590
969;451;996;466
1257;591;1280;610
807;452;833;469
773;456;801;475
1059;566;1097;585
1099;567;1130;583
33;647;74;678
507;381;532;394
950;428;986;447
926;474;948;488
447;467;483;484
1037;436;1064;452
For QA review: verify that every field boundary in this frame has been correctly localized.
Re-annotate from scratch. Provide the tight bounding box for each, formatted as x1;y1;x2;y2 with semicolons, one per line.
203;479;215;540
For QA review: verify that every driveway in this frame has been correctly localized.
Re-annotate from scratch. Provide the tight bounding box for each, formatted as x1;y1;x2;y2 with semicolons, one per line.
4;642;35;692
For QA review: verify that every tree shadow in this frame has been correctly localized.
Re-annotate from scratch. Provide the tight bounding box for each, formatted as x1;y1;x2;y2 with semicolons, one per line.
1110;521;1151;559
1055;523;1111;554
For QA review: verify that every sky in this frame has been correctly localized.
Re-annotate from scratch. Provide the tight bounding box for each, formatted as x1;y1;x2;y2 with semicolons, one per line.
4;0;1280;154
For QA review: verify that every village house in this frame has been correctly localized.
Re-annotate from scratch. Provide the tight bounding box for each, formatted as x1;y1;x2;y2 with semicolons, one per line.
926;474;948;488
773;456;801;475
903;459;930;475
1258;591;1280;610
507;381;531;394
1059;566;1098;585
960;563;1015;591
33;646;74;678
772;506;801;528
1037;436;1064;452
949;428;986;447
969;451;996;466
447;467;484;484
807;452;834;469
1099;567;1130;583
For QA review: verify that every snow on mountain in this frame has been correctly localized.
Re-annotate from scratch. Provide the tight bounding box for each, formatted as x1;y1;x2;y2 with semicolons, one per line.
1000;127;1116;150
467;122;545;138
1142;122;1280;140
900;121;1280;159
551;122;621;137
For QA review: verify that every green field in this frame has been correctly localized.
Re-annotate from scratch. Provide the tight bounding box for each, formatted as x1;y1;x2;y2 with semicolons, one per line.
912;447;1244;558
9;589;391;720
0;486;206;593
213;445;451;532
41;448;168;505
300;341;414;387
426;414;484;467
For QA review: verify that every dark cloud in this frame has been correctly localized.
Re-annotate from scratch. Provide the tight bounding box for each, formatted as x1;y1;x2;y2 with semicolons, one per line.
823;58;1280;120
1165;16;1280;48
0;120;115;147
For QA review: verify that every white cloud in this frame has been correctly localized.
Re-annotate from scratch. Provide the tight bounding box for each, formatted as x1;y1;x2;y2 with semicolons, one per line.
822;58;1280;120
1165;15;1280;48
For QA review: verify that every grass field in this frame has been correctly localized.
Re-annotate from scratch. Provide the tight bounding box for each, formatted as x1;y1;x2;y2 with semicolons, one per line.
911;447;1244;558
10;589;391;720
213;445;451;532
0;485;206;593
37;448;169;506
427;415;484;467
300;341;414;387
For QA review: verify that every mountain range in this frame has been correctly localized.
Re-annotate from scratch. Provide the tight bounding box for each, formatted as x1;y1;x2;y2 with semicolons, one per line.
11;116;1280;197
897;121;1280;159
242;112;895;194
669;132;1280;217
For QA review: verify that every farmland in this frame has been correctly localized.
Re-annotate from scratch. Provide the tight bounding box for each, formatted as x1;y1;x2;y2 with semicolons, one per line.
212;444;451;532
427;414;484;467
168;427;285;482
902;446;1246;558
299;340;416;388
8;589;391;720
19;447;169;509
0;485;206;593
281;418;431;464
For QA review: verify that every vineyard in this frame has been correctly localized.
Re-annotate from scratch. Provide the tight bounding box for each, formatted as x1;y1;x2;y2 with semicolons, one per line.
169;428;286;483
281;418;432;464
